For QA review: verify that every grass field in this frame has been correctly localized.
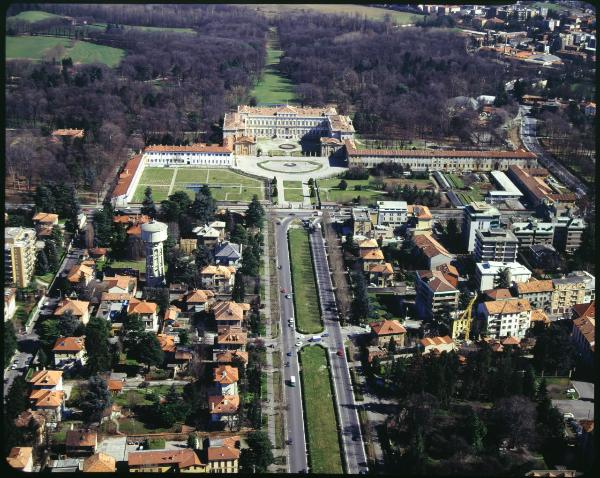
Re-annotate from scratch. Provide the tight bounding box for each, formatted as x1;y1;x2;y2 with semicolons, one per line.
299;346;344;474
8;10;63;22
6;35;125;67
288;228;323;334
317;177;385;204
283;181;303;189
284;189;305;202
446;173;465;189
246;4;422;25
109;259;146;273
132;167;264;203
251;28;297;105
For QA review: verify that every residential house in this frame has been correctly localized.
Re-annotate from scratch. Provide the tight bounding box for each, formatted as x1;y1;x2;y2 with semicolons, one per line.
475;261;532;292
96;292;131;327
45;458;83;472
157;334;177;355
163;305;181;326
514;279;553;311
406;205;433;232
212;301;250;328
193;225;221;247
570;302;595;368
530;309;550;328
367;263;395;287
179;238;197;255
52;336;86;368
216;326;247;351
7;447;33;472
66;262;95;286
200;265;236;292
413;233;454;269
213;242;242;267
54;298;91;325
66;429;98;456
83;453;116;473
127;449;206;473
435;263;459;288
208;395;240;423
88;247;108;260
567;271;595;303
214;350;249;366
169;348;194;377
415;270;460;319
511;219;555;249
32;212;59;239
358;239;379;253
525;244;561;272
209;221;227;241
479;298;532;339
4;287;17;321
127;299;159;332
474;228;519;263
103;274;137;295
182;289;215;313
107;379;124;396
420;336;455;354
205;437;240;473
369;319;407;347
483;288;514;302
366;346;387;364
27;370;65;421
359;248;385;272
213;365;239;395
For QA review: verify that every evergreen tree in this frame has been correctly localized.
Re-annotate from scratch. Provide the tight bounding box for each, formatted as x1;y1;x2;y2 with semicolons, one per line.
351;272;372;324
232;273;245;302
240;431;274;473
50;225;64;252
230;224;249;245
110;223;128;260
35;249;50;275
4;321;18;368
338;179;348;190
40;319;61;351
190;186;216;223
59;310;81;337
194;244;211;271
245;195;265;229
45;240;60;272
80;375;112;423
178;329;189;346
65;185;81;233
523;364;537;399
466;408;487;453
85;317;112;375
34;184;56;213
36;348;48;367
187;433;199;449
141;186;157;218
4;376;29;419
240;247;259;276
135;333;165;371
497;267;511;289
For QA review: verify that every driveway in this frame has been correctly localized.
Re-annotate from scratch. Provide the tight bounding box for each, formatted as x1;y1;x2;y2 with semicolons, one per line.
552;399;594;420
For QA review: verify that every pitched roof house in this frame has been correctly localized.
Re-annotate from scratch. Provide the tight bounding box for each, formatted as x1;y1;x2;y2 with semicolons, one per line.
213;242;242;266
53;336;86;368
369;319;406;347
66;429;98;455
212;301;250;327
128;449;205;473
7;447;33;472
82;453;116;472
54;298;90;324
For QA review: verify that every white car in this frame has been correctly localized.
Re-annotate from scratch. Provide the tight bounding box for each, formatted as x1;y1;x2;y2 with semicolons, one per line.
285;294;291;299
10;364;18;370
295;341;302;347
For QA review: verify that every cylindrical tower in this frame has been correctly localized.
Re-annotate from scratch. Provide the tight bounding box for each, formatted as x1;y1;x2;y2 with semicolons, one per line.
141;221;168;287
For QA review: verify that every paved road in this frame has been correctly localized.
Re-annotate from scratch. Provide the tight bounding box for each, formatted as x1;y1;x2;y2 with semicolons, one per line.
274;214;309;474
519;105;587;197
309;222;369;474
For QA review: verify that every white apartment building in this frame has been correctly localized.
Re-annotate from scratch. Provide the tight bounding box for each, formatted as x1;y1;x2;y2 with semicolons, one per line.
462;202;501;253
479;298;532;339
474;228;519;263
376;201;408;227
475;261;532;292
5;227;38;288
143;144;233;167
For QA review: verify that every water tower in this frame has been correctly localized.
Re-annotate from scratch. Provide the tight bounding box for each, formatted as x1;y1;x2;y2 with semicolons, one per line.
141;220;168;287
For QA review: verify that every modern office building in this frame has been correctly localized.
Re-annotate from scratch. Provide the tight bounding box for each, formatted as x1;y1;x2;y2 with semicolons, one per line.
376;201;408;227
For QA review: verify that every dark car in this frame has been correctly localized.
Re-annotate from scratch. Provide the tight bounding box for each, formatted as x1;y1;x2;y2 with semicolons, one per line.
287;351;292;356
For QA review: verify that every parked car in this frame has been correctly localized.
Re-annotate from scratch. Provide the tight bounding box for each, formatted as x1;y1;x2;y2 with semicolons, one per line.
285;294;291;299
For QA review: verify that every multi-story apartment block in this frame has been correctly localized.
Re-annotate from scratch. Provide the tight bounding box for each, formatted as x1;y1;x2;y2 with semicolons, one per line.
553;216;586;253
415;270;460;319
513;279;554;311
376;201;408;227
510;218;555;249
475;261;532;292
5;227;37;288
462;202;501;253
570;302;595;368
551;274;589;315
479;298;532;339
513;279;554;312
474;228;519;262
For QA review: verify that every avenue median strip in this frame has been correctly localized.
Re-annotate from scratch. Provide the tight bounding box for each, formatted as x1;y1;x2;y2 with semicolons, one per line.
287;228;323;334
298;346;344;474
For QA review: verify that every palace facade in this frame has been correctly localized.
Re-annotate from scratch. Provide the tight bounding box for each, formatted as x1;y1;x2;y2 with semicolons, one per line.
223;104;355;142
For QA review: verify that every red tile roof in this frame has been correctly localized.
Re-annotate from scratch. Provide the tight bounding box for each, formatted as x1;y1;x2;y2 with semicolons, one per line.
66;429;97;448
370;319;406;336
53;336;85;353
112;154;143;198
213;365;239;385
128;449;203;468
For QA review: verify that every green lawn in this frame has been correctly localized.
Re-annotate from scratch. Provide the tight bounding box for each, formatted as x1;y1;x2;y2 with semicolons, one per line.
288;229;323;334
8;10;63;22
284;189;305;202
134;167;264;203
6;35;125;67
247;4;422;25
446;173;465;189
250;28;297;105
299;346;344;474
323;188;385;204
283;181;303;189
109;259;146;272
34;272;55;284
118;418;179;434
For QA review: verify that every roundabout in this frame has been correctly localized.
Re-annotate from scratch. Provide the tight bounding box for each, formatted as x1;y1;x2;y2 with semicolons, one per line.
256;159;323;174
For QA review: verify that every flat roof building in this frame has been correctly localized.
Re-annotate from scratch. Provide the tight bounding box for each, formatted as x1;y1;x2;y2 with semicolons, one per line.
5;227;37;288
474;228;519;263
462;202;501;253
